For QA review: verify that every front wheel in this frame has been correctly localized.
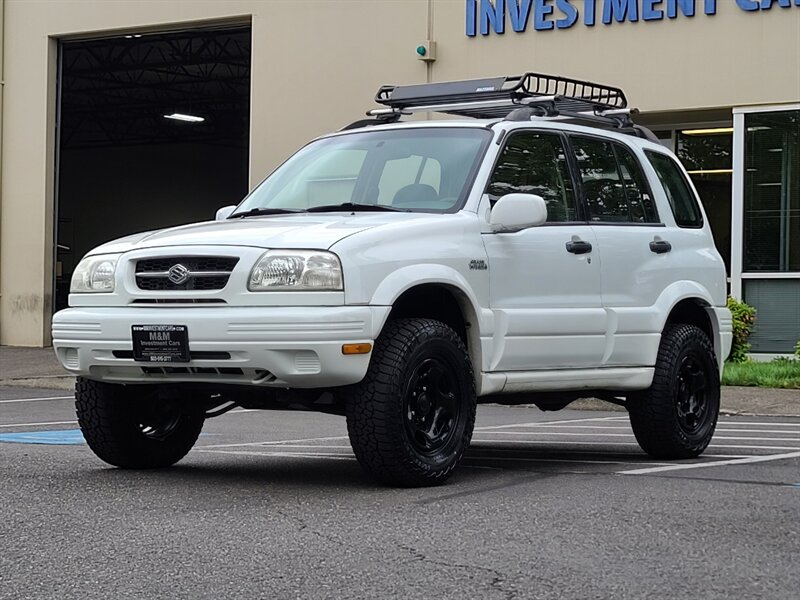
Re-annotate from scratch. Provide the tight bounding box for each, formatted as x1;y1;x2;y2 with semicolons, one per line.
628;324;720;459
75;377;204;468
345;318;477;487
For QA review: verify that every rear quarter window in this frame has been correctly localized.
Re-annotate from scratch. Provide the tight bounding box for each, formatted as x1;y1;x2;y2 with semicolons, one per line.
645;150;704;228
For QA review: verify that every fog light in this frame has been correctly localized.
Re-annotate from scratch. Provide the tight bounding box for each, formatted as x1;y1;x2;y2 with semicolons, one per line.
342;343;372;355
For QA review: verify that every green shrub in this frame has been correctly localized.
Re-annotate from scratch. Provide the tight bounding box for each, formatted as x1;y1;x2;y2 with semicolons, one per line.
796;339;800;359
727;296;756;363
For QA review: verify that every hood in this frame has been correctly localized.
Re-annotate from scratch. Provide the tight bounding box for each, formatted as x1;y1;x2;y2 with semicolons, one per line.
88;213;447;255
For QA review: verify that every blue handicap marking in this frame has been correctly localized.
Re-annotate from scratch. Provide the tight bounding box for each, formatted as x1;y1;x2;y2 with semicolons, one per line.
0;429;85;445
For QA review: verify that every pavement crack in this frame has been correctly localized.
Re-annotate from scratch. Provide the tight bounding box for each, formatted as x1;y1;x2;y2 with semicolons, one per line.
396;542;519;599
274;509;345;548
414;472;558;505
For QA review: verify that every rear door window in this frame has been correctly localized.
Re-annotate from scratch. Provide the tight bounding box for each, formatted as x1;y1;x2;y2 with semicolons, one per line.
571;137;629;222
615;144;659;223
571;137;660;224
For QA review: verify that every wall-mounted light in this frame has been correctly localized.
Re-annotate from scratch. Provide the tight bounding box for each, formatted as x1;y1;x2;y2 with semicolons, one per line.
124;34;142;39
681;127;733;136
163;113;205;123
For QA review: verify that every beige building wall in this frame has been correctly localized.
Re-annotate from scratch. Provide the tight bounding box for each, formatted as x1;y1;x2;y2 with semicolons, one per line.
435;2;800;113
0;0;798;346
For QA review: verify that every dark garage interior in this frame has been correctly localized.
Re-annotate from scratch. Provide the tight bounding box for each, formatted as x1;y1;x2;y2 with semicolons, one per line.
55;25;251;310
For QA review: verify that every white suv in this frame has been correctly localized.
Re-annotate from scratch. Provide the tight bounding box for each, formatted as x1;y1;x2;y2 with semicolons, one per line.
53;73;733;486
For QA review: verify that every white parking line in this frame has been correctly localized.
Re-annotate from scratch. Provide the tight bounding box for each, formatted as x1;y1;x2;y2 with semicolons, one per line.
0;396;73;404
196;449;356;461
495;424;800;434
478;431;800;442
196;435;350;449
619;451;800;475
471;438;800;451
718;421;800;427
475;416;626;431
0;420;77;428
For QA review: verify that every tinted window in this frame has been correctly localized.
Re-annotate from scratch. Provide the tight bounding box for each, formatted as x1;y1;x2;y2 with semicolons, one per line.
572;137;630;222
646;150;704;228
614;144;659;223
487;132;577;222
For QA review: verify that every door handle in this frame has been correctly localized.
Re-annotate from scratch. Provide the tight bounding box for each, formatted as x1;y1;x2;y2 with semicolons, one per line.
649;240;672;254
566;240;592;255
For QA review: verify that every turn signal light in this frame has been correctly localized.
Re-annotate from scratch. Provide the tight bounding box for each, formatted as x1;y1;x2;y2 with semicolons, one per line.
342;343;372;355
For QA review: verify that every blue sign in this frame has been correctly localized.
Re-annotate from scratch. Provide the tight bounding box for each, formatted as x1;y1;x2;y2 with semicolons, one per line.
466;0;800;36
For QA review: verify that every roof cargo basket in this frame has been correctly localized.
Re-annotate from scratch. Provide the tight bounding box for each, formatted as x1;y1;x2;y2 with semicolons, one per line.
360;73;657;139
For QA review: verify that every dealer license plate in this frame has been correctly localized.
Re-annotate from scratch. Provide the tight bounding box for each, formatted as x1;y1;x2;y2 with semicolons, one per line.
132;325;190;363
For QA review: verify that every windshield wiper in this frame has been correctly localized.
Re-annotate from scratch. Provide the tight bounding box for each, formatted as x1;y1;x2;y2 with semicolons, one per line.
229;207;305;218
305;202;410;213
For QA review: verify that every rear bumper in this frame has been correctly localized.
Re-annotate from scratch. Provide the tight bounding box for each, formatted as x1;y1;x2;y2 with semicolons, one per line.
52;305;390;388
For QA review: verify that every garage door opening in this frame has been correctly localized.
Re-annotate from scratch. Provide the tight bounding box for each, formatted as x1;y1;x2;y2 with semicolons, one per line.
54;25;251;311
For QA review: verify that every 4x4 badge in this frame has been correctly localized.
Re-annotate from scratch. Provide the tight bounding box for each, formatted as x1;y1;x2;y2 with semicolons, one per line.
469;259;487;271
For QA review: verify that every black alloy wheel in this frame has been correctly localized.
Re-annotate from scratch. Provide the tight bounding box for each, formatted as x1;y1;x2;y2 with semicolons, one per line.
675;353;710;436
403;357;461;455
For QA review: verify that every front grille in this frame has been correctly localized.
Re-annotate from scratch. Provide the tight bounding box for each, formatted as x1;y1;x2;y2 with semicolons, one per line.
135;256;238;291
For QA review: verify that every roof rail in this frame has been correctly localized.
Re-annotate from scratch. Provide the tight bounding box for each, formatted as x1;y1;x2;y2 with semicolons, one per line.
363;72;646;131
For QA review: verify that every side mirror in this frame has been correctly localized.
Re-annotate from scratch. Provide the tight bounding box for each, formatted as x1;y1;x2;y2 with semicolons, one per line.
216;205;237;221
489;194;548;233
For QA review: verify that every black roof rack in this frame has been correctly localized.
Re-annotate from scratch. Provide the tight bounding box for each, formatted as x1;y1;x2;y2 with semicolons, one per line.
348;72;658;141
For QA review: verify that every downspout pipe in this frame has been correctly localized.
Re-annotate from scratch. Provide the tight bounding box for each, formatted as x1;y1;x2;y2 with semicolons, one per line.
0;0;6;317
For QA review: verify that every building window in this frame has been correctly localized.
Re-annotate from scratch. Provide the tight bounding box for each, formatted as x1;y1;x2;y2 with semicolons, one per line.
676;127;733;274
743;279;800;354
743;110;800;272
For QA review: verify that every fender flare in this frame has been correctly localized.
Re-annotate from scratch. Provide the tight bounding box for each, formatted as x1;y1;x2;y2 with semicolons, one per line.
370;264;491;330
654;281;717;332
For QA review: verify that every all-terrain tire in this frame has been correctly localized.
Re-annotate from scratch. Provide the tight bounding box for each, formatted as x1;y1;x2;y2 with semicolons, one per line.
628;324;720;459
75;377;204;468
345;318;477;487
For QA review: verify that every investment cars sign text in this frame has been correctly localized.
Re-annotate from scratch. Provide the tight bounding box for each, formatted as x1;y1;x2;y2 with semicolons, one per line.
466;0;800;35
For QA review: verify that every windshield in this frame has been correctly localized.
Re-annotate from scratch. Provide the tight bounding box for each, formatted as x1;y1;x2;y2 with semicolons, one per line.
232;127;492;216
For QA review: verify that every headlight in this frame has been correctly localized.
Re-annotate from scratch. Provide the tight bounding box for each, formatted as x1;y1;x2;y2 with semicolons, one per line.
70;254;120;293
248;250;343;291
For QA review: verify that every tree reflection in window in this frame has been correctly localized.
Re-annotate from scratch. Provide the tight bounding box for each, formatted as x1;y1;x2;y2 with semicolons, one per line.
486;132;577;222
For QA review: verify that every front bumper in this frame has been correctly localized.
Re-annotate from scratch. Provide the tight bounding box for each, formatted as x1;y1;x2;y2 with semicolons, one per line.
52;305;390;388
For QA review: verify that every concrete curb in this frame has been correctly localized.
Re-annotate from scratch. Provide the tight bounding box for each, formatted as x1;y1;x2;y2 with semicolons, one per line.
0;376;76;391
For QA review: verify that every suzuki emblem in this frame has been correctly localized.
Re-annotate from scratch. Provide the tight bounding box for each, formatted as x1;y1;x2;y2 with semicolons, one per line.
167;264;190;285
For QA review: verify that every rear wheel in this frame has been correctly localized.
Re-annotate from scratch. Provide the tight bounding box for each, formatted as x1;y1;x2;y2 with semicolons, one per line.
345;318;476;487
75;377;204;468
628;324;720;459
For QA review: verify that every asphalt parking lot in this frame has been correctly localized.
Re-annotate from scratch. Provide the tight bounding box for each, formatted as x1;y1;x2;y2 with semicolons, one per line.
1;385;798;600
